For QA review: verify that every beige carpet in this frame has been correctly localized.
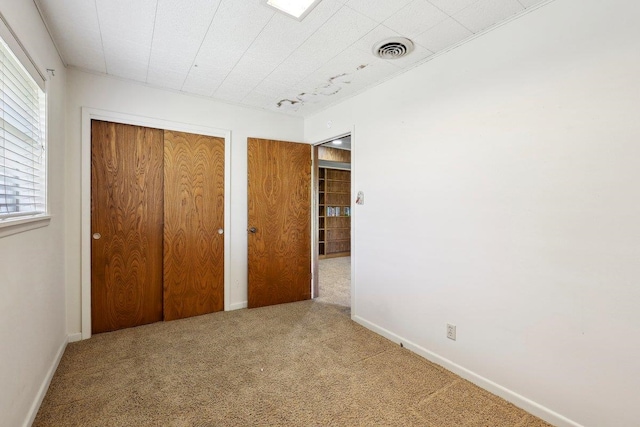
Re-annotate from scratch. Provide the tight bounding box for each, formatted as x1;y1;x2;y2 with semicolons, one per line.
316;256;351;307
35;300;553;426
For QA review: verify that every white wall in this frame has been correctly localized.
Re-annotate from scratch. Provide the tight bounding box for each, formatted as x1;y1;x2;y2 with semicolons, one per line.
0;1;67;426
65;69;304;335
305;0;640;425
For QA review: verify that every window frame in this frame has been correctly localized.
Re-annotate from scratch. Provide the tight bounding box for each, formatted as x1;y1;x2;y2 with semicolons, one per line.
0;13;50;238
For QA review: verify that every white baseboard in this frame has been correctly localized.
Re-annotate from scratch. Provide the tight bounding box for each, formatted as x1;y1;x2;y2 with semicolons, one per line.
23;336;67;427
352;315;583;427
67;333;82;343
228;301;248;311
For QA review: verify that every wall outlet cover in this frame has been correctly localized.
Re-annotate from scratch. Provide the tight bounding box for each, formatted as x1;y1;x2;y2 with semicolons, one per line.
447;324;456;341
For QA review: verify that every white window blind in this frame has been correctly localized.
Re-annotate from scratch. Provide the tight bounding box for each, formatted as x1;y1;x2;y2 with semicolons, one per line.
0;28;46;219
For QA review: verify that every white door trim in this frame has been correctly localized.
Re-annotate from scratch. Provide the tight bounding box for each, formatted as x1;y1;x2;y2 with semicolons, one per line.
311;127;355;316
81;107;232;340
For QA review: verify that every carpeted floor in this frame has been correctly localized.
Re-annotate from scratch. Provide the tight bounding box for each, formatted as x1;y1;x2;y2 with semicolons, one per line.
316;256;351;307
34;297;553;426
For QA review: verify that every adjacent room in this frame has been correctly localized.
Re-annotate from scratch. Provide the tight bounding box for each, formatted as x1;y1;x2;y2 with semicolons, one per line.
316;135;352;308
1;0;638;426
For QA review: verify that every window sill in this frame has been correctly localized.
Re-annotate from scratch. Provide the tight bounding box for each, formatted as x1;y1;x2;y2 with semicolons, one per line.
0;215;51;239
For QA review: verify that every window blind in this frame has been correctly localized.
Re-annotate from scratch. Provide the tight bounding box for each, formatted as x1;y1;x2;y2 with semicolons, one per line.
0;34;46;218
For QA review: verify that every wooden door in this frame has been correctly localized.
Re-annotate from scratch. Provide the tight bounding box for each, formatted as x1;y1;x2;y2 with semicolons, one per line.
91;120;164;333
163;130;225;320
247;138;312;308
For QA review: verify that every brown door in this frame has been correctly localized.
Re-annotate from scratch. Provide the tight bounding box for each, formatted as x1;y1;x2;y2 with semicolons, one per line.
247;138;312;308
91;120;164;333
163;130;225;320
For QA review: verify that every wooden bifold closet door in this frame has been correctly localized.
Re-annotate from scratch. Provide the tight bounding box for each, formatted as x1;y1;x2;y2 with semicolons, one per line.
91;121;164;334
91;121;224;333
163;130;225;321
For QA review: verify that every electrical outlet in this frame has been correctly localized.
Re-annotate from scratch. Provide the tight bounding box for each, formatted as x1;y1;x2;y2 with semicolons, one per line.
447;324;456;341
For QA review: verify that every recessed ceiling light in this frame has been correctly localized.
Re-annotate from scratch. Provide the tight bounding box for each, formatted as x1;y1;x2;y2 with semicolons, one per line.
263;0;323;21
332;139;342;145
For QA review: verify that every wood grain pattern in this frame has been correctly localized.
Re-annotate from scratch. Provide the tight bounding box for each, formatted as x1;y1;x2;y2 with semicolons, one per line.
91;120;164;334
318;146;351;163
248;138;311;308
313;145;320;298
322;168;351;258
163;130;225;321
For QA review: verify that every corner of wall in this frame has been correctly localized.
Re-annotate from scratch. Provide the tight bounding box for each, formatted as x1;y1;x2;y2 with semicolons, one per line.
22;336;68;427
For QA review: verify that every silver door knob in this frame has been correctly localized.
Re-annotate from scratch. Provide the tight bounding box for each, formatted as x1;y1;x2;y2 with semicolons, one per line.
248;227;257;233
92;233;101;240
218;228;224;235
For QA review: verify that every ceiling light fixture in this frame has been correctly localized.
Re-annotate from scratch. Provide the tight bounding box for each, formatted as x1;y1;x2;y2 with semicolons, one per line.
332;139;342;145
263;0;323;21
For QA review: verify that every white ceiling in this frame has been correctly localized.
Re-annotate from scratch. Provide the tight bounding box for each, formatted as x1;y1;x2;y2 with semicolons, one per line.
35;0;549;116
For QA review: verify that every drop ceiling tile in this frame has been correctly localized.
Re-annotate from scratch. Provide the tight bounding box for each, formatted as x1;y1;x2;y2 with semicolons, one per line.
214;72;264;102
343;56;402;88
56;33;106;73
96;0;156;81
352;25;401;54
259;62;314;88
322;46;400;80
242;91;280;109
454;0;525;33
302;5;378;56
179;77;217;97
36;0;106;72
265;46;401;113
345;0;414;23
292;47;399;107
231;55;281;82
302;48;378;88
147;68;191;90
184;0;274;91
240;40;296;69
280;0;346;34
265;6;376;86
254;80;322;113
383;0;449;38
252;79;295;97
517;0;545;7
426;0;480;15
244;0;344;66
147;0;222;87
103;53;149;83
181;65;227;96
191;47;247;78
146;56;192;89
413;18;473;53
152;0;221;49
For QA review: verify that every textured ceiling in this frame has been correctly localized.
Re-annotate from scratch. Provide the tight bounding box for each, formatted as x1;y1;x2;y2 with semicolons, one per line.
35;0;549;116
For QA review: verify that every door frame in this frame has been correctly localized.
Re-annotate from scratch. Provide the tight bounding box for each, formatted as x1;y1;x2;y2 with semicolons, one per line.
311;128;355;315
81;107;232;340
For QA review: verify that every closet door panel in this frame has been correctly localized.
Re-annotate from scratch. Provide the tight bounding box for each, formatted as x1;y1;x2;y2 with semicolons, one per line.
163;130;225;321
91;120;164;333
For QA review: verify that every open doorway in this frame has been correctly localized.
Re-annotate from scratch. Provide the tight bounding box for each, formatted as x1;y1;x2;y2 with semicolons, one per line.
313;134;351;308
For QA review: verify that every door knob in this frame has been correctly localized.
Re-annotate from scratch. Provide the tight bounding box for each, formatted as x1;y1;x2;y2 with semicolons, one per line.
92;233;101;240
218;228;224;235
248;227;257;233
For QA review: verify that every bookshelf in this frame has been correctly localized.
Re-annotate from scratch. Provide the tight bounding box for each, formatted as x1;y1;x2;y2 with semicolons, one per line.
318;167;350;258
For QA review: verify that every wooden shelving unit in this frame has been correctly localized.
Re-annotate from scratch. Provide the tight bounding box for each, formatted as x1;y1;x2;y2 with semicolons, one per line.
318;167;350;258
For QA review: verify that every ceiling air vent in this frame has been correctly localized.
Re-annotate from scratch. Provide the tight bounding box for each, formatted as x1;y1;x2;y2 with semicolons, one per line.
373;37;414;59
